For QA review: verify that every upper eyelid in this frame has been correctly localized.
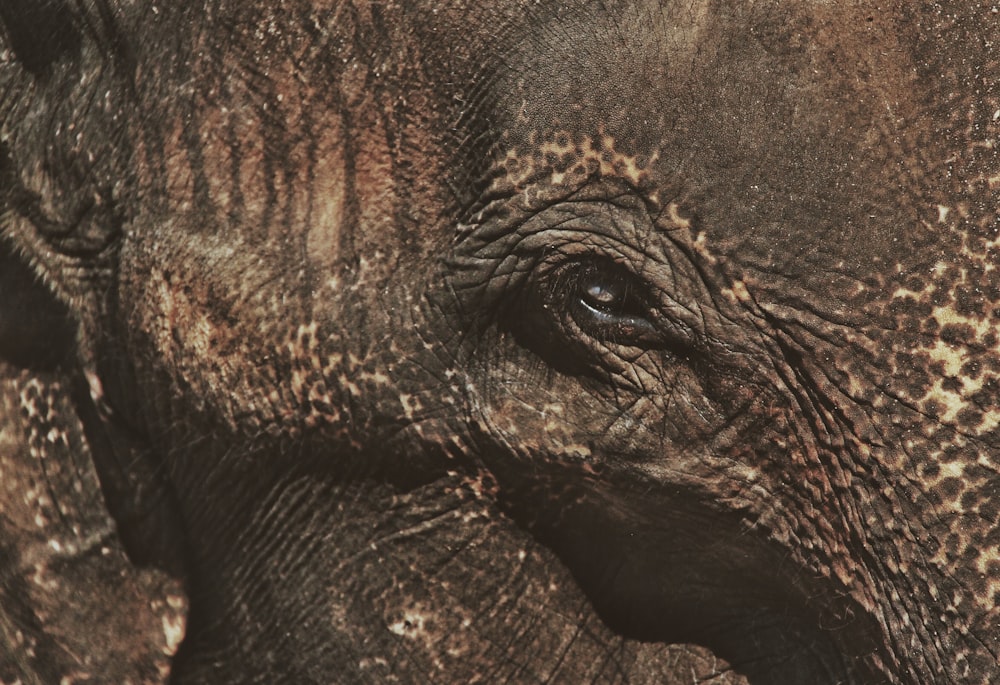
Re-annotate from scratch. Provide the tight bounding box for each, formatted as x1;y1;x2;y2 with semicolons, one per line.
568;257;653;299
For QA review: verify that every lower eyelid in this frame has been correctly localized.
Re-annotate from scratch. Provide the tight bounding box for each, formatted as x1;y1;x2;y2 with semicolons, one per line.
573;297;658;338
576;297;622;324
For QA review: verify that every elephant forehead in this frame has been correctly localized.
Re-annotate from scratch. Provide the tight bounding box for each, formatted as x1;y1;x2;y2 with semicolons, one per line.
480;2;921;266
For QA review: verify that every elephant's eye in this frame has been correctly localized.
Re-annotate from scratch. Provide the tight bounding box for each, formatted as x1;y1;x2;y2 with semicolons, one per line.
504;255;694;373
569;263;660;344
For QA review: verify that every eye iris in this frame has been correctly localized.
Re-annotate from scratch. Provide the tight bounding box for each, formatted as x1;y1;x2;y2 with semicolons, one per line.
583;279;623;311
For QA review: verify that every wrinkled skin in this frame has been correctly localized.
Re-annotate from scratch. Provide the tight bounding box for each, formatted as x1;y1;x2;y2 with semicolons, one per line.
2;1;999;683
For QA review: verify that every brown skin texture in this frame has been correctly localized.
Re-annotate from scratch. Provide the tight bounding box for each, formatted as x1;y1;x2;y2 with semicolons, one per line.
2;1;1000;683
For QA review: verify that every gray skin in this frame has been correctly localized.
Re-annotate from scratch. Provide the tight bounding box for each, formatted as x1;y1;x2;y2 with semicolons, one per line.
1;1;999;683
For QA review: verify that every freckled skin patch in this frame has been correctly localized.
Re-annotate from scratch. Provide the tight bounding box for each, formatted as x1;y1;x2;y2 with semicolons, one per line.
0;363;186;683
4;1;1000;684
495;129;660;198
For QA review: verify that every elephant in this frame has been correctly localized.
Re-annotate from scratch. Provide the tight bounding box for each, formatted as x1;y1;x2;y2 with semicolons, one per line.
1;0;999;682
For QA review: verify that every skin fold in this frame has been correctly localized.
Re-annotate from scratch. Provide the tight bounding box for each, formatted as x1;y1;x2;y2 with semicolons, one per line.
1;1;999;683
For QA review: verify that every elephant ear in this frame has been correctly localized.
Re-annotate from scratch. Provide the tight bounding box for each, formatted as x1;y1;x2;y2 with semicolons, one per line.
0;2;186;682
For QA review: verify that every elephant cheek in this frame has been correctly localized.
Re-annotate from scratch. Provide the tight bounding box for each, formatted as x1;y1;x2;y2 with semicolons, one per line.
113;222;295;435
